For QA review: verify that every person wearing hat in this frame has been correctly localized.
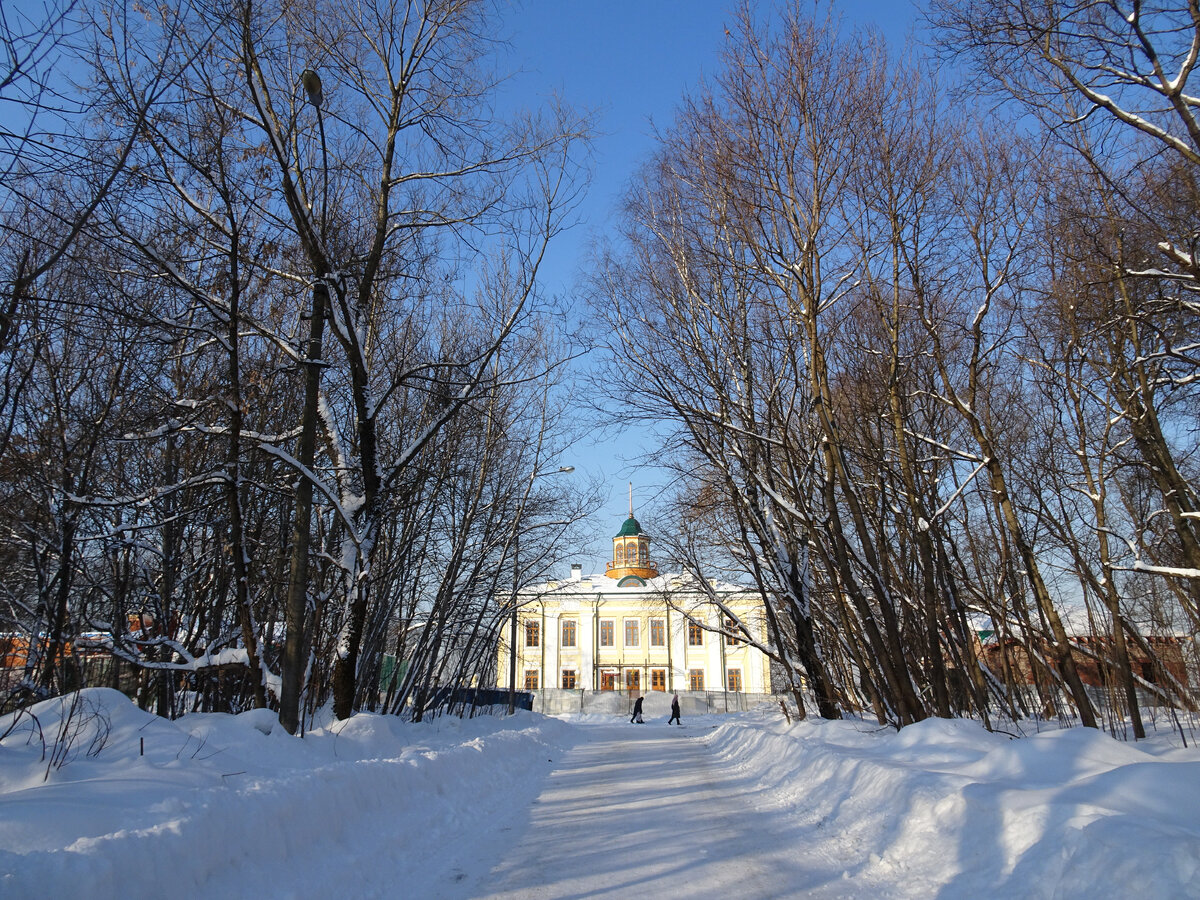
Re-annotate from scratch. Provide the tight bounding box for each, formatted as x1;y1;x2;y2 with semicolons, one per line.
630;694;645;724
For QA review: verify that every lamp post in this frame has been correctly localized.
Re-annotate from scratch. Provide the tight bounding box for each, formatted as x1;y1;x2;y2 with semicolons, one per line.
507;465;574;715
280;69;331;736
299;70;328;236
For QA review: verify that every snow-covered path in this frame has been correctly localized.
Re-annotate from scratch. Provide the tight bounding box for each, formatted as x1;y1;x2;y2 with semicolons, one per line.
457;722;808;900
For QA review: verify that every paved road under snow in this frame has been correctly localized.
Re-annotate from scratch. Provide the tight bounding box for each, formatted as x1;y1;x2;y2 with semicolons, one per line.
448;721;825;900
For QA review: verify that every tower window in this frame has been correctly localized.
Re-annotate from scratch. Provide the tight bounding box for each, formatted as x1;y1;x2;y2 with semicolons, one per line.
615;546;624;564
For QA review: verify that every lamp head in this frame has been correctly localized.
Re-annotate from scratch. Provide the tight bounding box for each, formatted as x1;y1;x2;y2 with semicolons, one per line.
300;69;323;108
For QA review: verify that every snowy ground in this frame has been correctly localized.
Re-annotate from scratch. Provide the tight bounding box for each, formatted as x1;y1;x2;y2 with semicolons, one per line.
2;690;1198;899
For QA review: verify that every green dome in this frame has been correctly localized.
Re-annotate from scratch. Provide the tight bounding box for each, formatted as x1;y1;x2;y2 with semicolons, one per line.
615;516;643;537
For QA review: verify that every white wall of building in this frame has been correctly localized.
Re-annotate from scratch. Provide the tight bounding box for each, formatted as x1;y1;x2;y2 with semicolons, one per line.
498;573;772;697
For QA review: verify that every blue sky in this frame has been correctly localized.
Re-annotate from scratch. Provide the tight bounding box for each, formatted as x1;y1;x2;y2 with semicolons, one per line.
498;1;926;574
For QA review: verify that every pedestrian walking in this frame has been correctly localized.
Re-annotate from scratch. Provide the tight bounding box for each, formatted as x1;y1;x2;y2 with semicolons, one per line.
668;692;681;725
630;694;644;724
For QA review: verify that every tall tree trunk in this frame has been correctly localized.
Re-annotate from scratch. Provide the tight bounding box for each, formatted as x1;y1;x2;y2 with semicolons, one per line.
226;233;267;710
279;279;329;735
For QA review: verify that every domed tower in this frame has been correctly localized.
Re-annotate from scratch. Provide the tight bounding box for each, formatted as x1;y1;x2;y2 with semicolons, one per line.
605;484;657;584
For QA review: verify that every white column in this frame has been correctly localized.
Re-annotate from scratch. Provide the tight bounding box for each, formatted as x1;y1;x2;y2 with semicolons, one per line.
581;603;595;690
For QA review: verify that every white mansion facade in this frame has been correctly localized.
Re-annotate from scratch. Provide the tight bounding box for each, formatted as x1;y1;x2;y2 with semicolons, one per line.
497;507;772;699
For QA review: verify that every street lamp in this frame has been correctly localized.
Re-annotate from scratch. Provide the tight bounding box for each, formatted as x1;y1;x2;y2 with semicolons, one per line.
506;464;574;715
299;69;329;236
279;69;332;736
300;69;324;108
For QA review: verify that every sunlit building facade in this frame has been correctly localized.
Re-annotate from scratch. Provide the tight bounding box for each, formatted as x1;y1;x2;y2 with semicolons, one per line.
497;506;772;699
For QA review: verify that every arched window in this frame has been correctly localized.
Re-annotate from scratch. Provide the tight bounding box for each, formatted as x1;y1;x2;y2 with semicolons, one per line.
639;545;648;564
615;546;624;563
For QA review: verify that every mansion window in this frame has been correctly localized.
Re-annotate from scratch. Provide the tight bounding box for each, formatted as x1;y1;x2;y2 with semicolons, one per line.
561;619;577;648
600;620;614;647
725;618;740;646
688;621;704;646
524;670;539;690
561;669;577;690
525;620;540;647
651;668;666;691
626;669;640;692
601;671;617;691
689;669;705;691
727;668;743;692
650;619;665;647
624;619;640;647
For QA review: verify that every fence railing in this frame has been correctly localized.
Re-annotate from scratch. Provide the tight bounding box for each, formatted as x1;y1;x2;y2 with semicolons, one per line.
531;689;776;717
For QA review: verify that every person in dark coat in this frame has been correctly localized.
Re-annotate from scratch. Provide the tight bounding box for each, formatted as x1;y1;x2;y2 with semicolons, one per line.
630;695;644;724
668;692;681;725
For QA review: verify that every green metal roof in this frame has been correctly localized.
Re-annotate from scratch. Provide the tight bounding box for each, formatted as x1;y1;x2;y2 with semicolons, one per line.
615;516;643;537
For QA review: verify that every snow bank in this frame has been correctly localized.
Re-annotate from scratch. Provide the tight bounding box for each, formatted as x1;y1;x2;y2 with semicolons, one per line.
3;692;1197;898
703;712;1200;898
0;689;576;898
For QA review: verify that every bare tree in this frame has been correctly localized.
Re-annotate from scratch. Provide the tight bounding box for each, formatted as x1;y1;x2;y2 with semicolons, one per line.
935;0;1200;612
599;4;1189;730
66;0;590;731
0;0;591;730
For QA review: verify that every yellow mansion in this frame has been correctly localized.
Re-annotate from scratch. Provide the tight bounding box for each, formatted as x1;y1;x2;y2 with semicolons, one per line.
497;507;772;707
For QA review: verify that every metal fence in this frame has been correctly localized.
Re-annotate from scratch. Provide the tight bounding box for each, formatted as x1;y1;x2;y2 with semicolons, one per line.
530;689;777;717
406;686;534;718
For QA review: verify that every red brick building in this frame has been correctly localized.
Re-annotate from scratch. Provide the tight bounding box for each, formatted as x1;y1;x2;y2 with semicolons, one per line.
980;634;1190;690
